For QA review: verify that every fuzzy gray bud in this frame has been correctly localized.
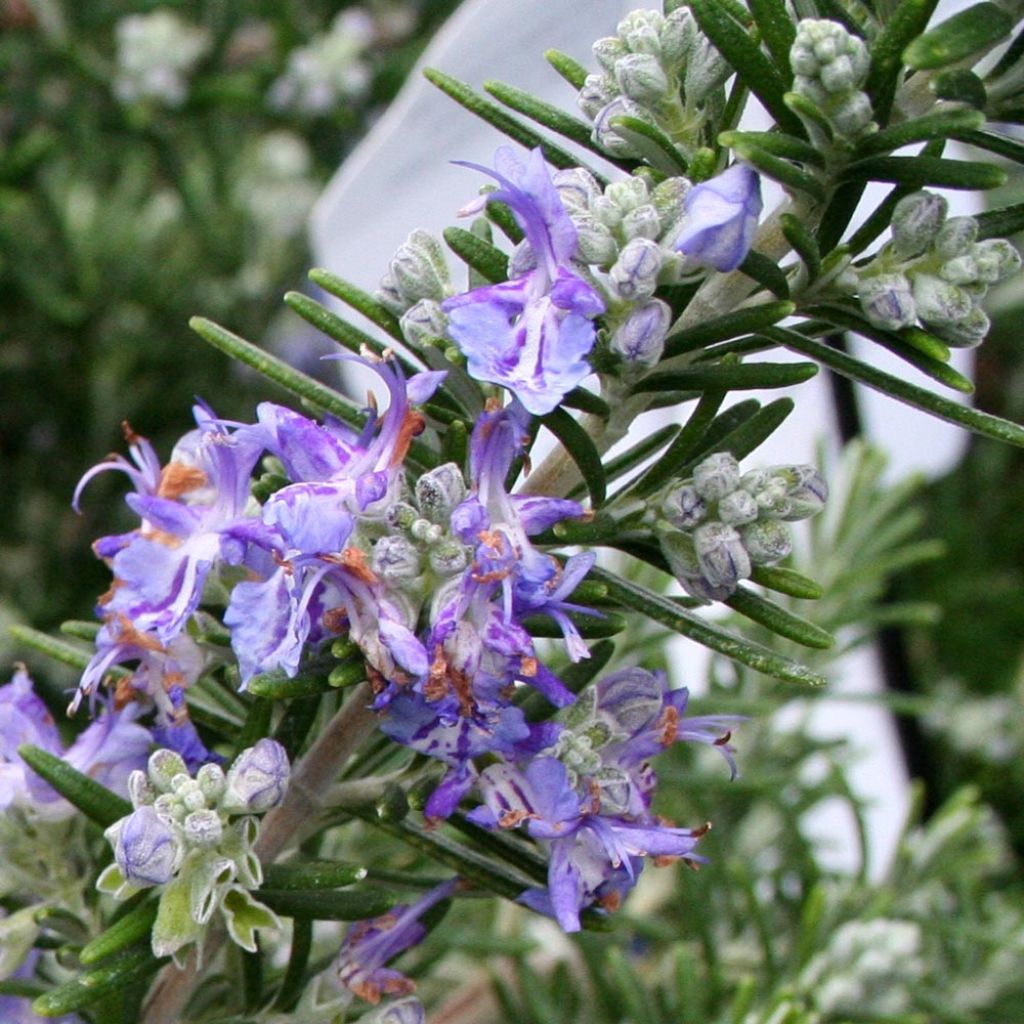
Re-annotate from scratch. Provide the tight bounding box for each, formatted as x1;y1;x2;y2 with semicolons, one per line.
891;191;947;258
692;452;741;501
660;7;698;67
112;806;181;886
693;521;751;589
400;299;448;347
973;238;1021;284
573;215;618;265
740;519;793;564
859;273;916;330
621;203;662;241
663;485;708;530
579;74;618;120
221;739;290;814
429;540;470;576
388;230;450;308
610;236;663;299
197;763;226;804
416;462;467;522
592;97;657;158
183;809;223;848
934;217;977;260
614;53;669;105
552;168;603;212
912;274;974;327
148;749;188;793
372;535;422;583
932;305;989;348
717;488;759;526
609;299;671;368
593;36;629;74
618;10;664;57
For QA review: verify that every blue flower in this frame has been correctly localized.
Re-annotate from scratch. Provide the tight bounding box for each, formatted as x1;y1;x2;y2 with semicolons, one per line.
674;163;762;272
442;148;605;415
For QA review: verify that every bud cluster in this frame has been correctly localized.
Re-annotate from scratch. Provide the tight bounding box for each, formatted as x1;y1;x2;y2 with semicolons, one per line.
790;19;876;141
850;191;1022;346
579;8;729;163
97;741;289;962
377;230;453;317
657;453;828;600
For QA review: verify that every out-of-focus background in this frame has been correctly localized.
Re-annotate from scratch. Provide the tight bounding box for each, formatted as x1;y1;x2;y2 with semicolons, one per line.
2;2;1022;1019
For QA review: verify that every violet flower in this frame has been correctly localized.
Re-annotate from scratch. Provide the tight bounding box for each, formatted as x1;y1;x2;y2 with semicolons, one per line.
674;163;762;272
336;880;457;1004
1;668;150;819
442;147;605;415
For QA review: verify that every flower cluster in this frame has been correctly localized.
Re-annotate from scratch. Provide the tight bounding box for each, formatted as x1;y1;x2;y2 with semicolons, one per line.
849;191;1022;346
790;19;875;142
466;668;739;931
98;740;289;963
657;452;828;600
580;8;729;166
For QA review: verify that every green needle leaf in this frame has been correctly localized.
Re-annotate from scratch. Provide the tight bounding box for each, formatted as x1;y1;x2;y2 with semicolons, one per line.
541;407;607;507
902;2;1011;69
257;888;396;921
722;138;826;201
590;568;826;686
261;860;368;891
767;326;1024;446
719;130;824;167
690;0;804;136
855;108;986;157
544;48;589;90
841;155;1006;190
664;300;795;358
748;0;797;80
975;202;1024;240
608;114;689;175
9;624;93;672
246;670;336;700
725;586;834;649
750;564;824;599
18;744;131;827
33;945;164;1019
866;0;940;121
635;361;817;394
80;901;159;965
443;225;509;283
780;214;822;281
738;251;791;298
308;268;403;341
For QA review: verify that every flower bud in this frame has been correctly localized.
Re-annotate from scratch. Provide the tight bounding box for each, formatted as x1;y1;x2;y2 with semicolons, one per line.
912;274;973;327
693;521;751;588
592;97;657;158
717;488;759;525
578;74;617;120
858;272;916;330
621;203;662;241
128;769;157;808
183;808;223;848
221;738;290;814
651;176;690;237
692;452;741;500
674;164;762;272
973;238;1021;284
662;484;708;529
618;10;664;57
780;465;828;519
388;230;450;308
614;53;669;105
197;763;226;803
931;305;989;348
552;168;602;212
148;749;188;793
372;535;422;584
410;517;442;543
415;462;467;523
740;519;793;564
593;36;629;74
891;191;947;258
386;501;418;533
934;216;977;260
660;7;698;67
399;299;448;347
610;237;664;299
113;806;181;886
177;779;206;812
609;299;671;368
939;254;979;286
829;91;875;137
429;540;470;576
684;38;730;102
572;214;618;265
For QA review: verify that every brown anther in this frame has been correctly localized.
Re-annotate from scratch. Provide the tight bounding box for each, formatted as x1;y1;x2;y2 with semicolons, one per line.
366;665;387;695
140;527;184;549
477;530;504;551
161;671;186;693
599;891;623;912
121;420;142;445
96;579;123;607
471;568;511;585
519;656;538;678
713;730;733;747
321;608;349;633
658;705;680;747
272;550;294;574
484;397;502;413
652;855;679;868
341;546;379;584
157;462;208;500
498;809;533;829
391;410;426;467
113;675;137;710
113;614;164;653
691;821;712;838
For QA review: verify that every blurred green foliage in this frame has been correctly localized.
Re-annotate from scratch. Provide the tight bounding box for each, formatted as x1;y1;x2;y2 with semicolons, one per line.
0;0;458;641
